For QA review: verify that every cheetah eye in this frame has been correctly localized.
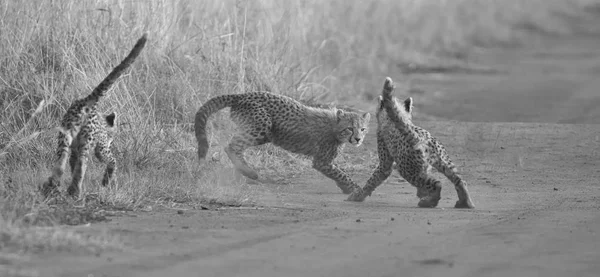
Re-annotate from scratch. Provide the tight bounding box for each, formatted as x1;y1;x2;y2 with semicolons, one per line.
360;128;365;132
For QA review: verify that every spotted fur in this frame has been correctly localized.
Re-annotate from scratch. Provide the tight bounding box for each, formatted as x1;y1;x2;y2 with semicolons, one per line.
347;77;475;208
41;34;148;199
195;92;371;194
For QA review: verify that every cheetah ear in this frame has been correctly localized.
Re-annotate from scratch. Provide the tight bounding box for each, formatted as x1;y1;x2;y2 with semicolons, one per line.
105;112;116;127
335;109;345;122
403;97;413;114
362;112;371;121
377;95;384;110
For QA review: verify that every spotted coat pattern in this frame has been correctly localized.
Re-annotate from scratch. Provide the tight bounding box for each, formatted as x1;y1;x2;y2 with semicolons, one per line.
347;77;475;208
41;34;147;199
195;92;371;194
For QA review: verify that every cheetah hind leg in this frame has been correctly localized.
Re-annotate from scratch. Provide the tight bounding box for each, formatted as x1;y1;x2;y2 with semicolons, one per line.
393;164;426;198
94;142;118;190
451;178;475;209
453;182;475;209
437;163;475;209
413;176;442;208
416;186;428;199
224;127;272;181
408;179;428;199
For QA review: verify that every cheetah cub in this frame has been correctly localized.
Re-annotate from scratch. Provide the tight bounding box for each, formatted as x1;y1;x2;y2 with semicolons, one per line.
195;92;370;194
347;77;475;208
41;34;148;199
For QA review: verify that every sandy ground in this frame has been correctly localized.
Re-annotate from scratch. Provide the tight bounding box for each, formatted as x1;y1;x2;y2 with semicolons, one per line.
9;35;600;277
14;119;600;277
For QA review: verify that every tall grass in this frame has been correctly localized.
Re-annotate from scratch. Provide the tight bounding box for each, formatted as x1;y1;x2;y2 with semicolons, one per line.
1;0;599;252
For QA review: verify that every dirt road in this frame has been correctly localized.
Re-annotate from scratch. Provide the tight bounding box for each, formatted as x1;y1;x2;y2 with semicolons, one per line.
23;120;599;277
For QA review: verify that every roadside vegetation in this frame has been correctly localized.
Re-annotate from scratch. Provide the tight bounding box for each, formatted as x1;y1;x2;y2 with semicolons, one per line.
1;0;598;254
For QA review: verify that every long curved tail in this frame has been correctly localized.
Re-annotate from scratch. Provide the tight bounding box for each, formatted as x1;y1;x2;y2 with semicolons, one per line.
381;77;409;129
381;77;419;143
84;33;148;105
195;94;240;160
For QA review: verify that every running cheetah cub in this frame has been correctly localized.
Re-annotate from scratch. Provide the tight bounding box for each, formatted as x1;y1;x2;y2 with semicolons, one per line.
195;92;370;194
347;77;475;208
41;34;148;199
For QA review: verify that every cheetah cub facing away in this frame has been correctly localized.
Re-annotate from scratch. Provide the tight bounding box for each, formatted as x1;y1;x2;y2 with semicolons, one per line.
347;77;475;208
195;92;370;194
41;34;148;199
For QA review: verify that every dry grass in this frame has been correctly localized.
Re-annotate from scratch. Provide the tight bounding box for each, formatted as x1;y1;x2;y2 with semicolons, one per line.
1;0;599;254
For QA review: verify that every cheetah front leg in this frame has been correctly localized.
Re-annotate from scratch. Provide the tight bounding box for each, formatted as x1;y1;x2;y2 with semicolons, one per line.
312;150;361;194
435;162;475;209
451;178;475;209
347;135;393;201
312;161;361;194
346;160;392;201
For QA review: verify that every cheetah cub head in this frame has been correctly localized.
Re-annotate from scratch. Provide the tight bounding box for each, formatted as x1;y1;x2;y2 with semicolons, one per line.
376;77;413;124
335;109;370;146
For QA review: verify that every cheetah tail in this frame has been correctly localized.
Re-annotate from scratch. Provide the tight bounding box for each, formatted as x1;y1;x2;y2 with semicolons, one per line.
381;77;395;102
380;77;418;139
84;33;148;105
194;94;240;160
380;77;407;128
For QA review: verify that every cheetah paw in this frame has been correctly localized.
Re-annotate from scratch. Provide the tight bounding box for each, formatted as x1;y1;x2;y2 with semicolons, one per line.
417;196;440;208
454;200;475;209
416;188;428;198
345;189;367;202
338;186;354;194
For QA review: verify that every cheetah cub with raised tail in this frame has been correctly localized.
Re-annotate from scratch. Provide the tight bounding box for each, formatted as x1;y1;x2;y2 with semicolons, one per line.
347;77;475;208
195;92;370;194
41;34;148;199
